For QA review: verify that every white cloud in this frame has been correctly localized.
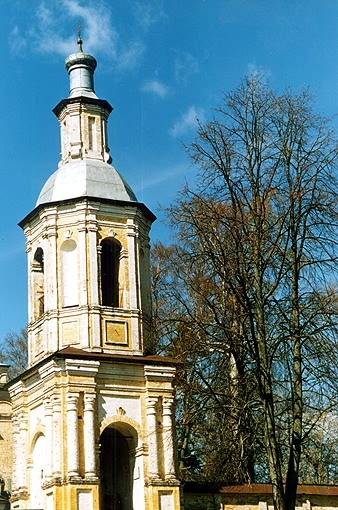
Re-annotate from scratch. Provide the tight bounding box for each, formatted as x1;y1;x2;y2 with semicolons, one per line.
59;0;118;56
174;51;199;83
9;25;27;54
9;0;145;72
116;40;145;72
247;63;271;80
133;163;186;192
169;106;205;138
141;79;169;98
132;0;166;30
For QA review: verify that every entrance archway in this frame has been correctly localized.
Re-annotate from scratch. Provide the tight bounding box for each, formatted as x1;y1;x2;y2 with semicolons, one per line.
30;433;46;509
100;423;137;510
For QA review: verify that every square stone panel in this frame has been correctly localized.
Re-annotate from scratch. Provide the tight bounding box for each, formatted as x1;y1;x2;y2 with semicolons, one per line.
105;319;128;345
62;320;80;345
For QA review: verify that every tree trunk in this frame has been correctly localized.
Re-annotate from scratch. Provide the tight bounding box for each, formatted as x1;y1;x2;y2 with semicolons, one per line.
285;238;302;510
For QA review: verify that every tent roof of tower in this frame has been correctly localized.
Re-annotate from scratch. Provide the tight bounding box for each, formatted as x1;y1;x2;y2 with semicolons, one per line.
35;159;138;206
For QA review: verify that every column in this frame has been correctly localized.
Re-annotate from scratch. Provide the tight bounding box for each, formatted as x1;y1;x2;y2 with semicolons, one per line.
46;220;58;353
46;222;58;311
146;397;160;479
18;413;28;489
78;221;90;348
88;216;99;305
44;398;53;480
97;244;102;305
127;222;140;351
88;213;100;346
127;222;137;309
26;243;33;324
67;392;80;477
162;397;176;480
84;393;96;477
78;221;87;307
52;394;62;479
12;413;20;493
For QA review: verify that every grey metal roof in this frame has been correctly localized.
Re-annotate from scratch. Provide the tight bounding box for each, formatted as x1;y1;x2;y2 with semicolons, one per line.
36;159;137;206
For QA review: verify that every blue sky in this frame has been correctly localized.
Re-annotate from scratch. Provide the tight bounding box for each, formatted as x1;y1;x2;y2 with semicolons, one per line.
0;0;337;340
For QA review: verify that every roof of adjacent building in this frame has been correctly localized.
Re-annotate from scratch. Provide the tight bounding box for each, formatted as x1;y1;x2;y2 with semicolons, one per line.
183;483;338;496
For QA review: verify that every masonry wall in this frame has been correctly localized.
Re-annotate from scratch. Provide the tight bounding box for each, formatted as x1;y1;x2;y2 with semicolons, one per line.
0;389;12;491
183;486;338;510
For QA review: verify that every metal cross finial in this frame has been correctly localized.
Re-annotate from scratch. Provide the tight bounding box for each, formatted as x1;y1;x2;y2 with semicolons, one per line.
77;21;83;52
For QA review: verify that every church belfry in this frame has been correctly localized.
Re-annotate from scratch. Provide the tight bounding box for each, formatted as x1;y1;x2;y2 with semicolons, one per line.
8;39;180;510
20;35;155;365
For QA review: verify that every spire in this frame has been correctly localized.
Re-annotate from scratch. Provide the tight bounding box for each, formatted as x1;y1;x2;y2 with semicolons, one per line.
77;21;83;52
65;33;97;99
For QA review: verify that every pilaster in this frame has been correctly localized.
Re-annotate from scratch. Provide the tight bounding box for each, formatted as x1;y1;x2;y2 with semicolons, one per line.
18;412;28;491
44;398;53;481
146;397;160;480
52;394;62;479
162;397;176;480
84;393;97;478
67;392;80;478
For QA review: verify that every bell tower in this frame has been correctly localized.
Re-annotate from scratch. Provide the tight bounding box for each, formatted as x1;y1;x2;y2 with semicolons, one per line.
9;37;180;510
21;35;154;364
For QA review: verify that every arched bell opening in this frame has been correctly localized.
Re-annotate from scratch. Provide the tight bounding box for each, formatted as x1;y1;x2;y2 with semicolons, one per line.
99;422;137;510
100;238;121;308
32;247;44;319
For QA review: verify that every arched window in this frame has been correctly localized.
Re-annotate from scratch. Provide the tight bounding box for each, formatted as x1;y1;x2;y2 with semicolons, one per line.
100;238;121;307
34;247;44;270
61;240;78;307
32;247;44;318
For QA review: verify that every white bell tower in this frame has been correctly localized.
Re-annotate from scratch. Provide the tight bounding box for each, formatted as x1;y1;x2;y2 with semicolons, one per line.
9;36;181;510
20;36;155;365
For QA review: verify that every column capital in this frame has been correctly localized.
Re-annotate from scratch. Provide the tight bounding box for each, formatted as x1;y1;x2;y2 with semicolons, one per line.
146;396;158;414
87;221;98;232
163;396;174;409
12;411;20;424
19;413;28;429
46;227;58;238
66;392;79;408
52;394;61;412
44;397;53;412
84;393;96;410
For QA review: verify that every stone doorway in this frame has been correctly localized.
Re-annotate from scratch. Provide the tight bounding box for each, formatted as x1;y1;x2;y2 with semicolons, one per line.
100;424;136;510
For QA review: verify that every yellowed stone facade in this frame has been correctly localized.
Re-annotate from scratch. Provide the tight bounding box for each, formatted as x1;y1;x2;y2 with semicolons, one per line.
6;39;180;510
0;365;12;492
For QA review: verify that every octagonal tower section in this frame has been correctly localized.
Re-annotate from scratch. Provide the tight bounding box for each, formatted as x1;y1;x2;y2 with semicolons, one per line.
19;43;155;367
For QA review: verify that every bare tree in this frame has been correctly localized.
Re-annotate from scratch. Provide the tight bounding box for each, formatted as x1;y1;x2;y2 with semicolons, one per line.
0;328;28;379
154;75;338;510
152;242;261;484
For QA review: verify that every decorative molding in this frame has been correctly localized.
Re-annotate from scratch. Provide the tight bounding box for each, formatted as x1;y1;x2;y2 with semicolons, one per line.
116;406;126;416
107;228;116;237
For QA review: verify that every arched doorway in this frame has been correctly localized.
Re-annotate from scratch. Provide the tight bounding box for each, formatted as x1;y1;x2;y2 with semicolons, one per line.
30;433;46;509
100;424;137;510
